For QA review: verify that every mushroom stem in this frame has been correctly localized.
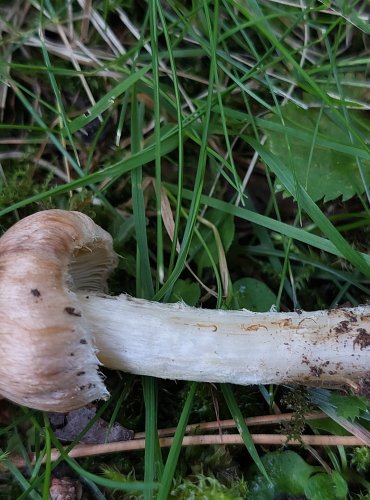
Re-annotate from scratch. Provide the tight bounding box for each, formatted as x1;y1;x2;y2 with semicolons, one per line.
78;292;370;392
1;209;369;412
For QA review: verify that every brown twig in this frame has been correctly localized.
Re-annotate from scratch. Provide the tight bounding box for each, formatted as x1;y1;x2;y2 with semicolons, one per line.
3;412;361;470
7;432;366;469
134;411;327;438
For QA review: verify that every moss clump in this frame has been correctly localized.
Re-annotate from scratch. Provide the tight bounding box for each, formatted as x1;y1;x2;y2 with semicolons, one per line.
169;473;248;500
280;388;313;442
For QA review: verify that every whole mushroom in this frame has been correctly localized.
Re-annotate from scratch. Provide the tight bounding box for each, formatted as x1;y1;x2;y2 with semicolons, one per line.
0;210;369;412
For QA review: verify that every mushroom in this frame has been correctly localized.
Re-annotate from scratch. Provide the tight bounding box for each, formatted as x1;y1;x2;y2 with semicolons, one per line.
0;209;369;412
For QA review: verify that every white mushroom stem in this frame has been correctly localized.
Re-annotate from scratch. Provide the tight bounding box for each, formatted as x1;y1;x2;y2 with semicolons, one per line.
0;209;369;412
79;292;370;392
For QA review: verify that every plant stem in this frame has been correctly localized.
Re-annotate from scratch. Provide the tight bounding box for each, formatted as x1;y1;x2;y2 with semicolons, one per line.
78;293;370;391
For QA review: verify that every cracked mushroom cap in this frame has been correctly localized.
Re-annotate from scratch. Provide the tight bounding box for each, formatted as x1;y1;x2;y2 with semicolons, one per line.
0;210;118;412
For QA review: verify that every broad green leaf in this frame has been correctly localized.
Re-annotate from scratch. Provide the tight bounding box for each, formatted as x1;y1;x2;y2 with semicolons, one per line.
330;471;349;499
304;471;348;500
248;138;370;279
233;278;276;312
308;417;348;436
329;394;369;421
248;450;315;499
249;450;347;499
309;388;370;445
309;388;369;422
169;279;201;306
261;103;370;201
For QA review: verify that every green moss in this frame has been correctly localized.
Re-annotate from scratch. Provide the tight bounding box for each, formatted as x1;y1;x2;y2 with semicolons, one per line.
280;388;314;442
169;473;248;500
351;447;370;473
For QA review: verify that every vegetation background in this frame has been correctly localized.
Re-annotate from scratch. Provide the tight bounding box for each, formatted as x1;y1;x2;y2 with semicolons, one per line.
0;0;370;498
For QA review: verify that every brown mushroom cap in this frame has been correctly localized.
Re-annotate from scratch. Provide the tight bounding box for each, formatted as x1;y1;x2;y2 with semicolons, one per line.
0;210;118;411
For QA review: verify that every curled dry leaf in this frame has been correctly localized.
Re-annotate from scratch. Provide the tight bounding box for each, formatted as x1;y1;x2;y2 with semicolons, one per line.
49;407;134;444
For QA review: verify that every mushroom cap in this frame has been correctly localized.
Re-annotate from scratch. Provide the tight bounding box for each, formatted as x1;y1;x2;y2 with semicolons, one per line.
0;210;118;411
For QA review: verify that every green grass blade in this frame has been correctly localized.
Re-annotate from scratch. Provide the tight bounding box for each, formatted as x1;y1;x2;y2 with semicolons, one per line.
65;65;151;134
156;0;185;277
3;458;42;500
131;86;155;299
41;415;52;500
142;376;161;499
131;76;160;494
66;456;156;492
158;382;197;500
149;0;164;290
38;19;80;170
167;186;370;268
155;0;218;301
221;384;270;483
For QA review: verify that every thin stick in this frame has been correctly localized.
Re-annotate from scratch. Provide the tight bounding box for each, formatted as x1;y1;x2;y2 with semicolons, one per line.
8;433;365;469
134;411;326;438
